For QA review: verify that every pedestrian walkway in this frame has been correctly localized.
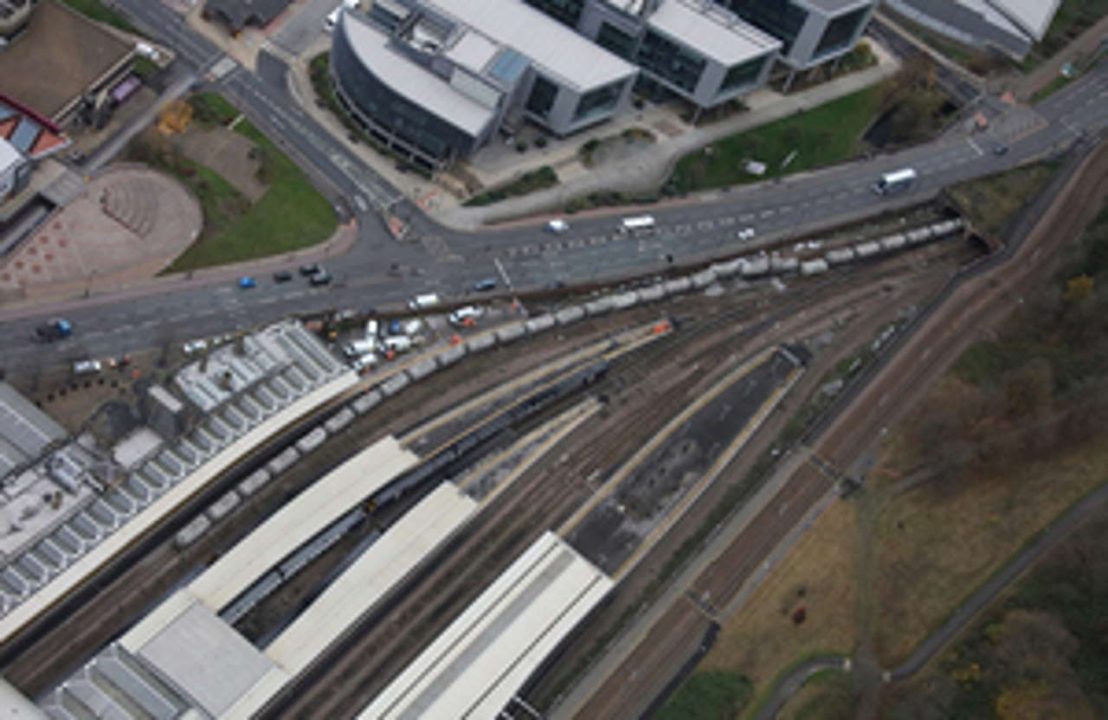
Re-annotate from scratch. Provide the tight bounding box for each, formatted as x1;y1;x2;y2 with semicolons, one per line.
285;35;901;232
1017;12;1108;101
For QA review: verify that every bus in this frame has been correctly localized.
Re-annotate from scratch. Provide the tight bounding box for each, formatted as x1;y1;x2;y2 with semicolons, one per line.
620;215;656;233
873;168;917;195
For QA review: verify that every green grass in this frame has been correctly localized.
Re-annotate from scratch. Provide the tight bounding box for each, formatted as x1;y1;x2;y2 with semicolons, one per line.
59;0;136;33
135;94;336;273
947;161;1060;237
668;85;882;194
132;56;161;81
188;92;241;127
1031;73;1075;103
463;166;558;207
656;671;753;720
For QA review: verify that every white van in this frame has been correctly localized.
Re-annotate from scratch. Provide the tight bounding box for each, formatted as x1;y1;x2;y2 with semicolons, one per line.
620;215;656;233
873;168;918;195
408;293;441;311
382;335;412;354
546;218;570;234
449;305;484;325
343;337;377;358
352;353;377;373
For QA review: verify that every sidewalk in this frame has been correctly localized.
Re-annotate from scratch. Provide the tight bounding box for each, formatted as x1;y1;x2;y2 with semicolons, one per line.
0;221;358;321
284;35;900;232
1017;12;1108;101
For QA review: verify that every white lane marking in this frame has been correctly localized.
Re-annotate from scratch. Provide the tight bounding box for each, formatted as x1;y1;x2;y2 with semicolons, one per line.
966;137;984;156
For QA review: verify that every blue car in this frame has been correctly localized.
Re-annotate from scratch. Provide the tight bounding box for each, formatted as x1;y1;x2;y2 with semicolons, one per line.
473;278;497;292
239;276;257;289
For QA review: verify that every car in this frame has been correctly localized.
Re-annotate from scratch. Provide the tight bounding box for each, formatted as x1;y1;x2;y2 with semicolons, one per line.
402;318;424;336
449;305;484;325
387;319;404;336
273;270;293;283
382;335;412;354
34;318;73;343
309;270;332;286
343;337;377;358
73;359;102;375
738;227;756;241
182;339;209;355
238;276;257;289
546;219;570;234
473;278;498;292
299;263;322;277
993;143;1009;156
352;353;378;373
365;319;379;338
408;293;441;311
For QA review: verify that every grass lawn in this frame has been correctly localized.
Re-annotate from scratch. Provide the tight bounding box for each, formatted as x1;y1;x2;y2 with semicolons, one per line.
144;94;336;273
668;85;882;194
655;671;753;720
778;670;854;720
947;161;1060;237
59;0;136;33
463;166;558;207
704;502;859;703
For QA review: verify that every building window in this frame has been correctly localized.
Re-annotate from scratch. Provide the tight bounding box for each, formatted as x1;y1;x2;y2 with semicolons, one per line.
721;0;808;54
522;0;585;28
596;21;637;59
815;7;868;58
573;80;624;121
635;30;706;94
719;56;765;94
526;74;559;118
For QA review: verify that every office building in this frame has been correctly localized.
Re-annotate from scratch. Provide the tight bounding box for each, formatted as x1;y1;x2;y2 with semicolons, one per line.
886;0;1061;59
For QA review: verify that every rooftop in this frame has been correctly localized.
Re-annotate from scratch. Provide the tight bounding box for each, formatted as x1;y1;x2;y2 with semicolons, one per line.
340;12;495;137
647;0;781;66
0;0;133;122
427;0;637;89
203;0;293;32
987;0;1061;40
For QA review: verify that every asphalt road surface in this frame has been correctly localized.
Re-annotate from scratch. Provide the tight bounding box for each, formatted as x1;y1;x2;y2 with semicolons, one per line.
2;1;1106;379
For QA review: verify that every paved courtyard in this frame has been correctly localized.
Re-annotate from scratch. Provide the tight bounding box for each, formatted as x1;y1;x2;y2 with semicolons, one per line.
0;167;202;301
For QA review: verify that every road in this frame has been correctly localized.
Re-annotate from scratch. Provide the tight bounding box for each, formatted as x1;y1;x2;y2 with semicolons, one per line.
1;2;1106;380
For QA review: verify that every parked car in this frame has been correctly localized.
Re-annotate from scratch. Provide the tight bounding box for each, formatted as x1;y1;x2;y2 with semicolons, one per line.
309;269;332;286
182;339;209;355
238;276;257;289
449;305;484;325
352;353;378;373
382;335;412;354
473;278;498;292
73;359;102;375
299;263;322;277
273;270;293;283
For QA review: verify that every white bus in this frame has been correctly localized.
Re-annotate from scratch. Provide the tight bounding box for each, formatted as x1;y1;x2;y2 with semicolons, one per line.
620;215;656;233
873;168;917;195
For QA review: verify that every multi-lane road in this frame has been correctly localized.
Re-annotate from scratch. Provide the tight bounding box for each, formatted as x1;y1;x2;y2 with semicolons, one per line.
1;0;1106;377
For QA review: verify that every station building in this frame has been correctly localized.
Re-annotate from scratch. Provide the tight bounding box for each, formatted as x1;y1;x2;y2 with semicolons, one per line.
330;0;877;168
885;0;1061;59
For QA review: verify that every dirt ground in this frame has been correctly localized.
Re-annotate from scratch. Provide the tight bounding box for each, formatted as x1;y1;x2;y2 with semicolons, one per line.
703;501;859;690
176;126;268;202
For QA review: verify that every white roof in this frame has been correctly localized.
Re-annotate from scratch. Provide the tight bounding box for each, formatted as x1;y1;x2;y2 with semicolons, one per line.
0;138;21;173
340;13;496;136
189;435;418;611
266;482;476;671
0;678;47;719
647;0;781;66
130;597;278;718
360;532;613;719
987;0;1060;40
444;29;500;74
427;0;636;89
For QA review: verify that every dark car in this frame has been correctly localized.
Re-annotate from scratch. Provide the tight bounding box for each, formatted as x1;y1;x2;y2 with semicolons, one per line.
993;144;1009;156
299;263;322;277
473;278;498;292
273;270;293;283
309;269;332;286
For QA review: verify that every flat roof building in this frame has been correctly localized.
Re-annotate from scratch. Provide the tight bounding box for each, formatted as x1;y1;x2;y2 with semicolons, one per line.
203;0;294;33
330;0;875;167
886;0;1062;59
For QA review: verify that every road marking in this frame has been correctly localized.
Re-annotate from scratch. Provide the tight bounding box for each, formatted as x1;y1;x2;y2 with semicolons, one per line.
966;137;985;156
760;209;775;218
